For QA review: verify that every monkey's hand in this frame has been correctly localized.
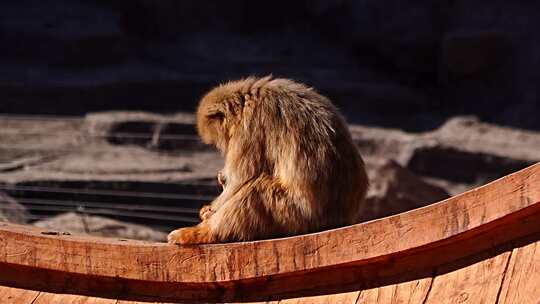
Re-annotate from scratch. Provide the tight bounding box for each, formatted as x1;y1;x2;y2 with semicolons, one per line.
217;170;226;190
199;204;214;221
168;222;216;245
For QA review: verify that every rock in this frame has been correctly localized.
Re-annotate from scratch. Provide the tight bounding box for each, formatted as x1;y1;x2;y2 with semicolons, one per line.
118;1;250;38
352;115;540;171
352;116;540;194
1;112;538;230
1;0;540;131
442;31;509;77
428;116;540;162
442;2;540;130
0;112;223;183
304;0;347;17
84;111;208;151
0;0;127;67
0;191;29;224
325;0;445;75
360;158;450;222
350;124;416;164
411;116;540;184
33;212;167;242
0;113;222;231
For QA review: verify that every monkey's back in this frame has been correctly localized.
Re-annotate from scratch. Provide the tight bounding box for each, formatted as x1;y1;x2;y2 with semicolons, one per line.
238;78;369;231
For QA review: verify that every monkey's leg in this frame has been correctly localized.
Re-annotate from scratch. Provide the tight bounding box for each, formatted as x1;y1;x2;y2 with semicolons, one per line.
169;200;222;244
168;175;283;245
168;221;217;245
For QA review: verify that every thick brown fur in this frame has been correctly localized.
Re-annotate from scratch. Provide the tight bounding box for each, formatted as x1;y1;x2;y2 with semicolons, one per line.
168;76;368;244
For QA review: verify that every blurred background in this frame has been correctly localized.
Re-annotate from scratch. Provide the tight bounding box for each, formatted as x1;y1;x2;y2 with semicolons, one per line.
0;0;539;241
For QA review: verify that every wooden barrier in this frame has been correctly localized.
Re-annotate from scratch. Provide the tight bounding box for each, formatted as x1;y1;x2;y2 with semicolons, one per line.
0;163;539;303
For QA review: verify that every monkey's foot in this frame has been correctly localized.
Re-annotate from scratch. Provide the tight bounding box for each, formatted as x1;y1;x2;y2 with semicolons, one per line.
199;205;215;221
168;224;216;245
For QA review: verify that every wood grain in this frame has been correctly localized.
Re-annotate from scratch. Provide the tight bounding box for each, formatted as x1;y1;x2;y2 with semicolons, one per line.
279;291;360;304
0;286;39;304
356;278;433;303
0;163;538;303
117;301;169;304
424;251;511;303
497;238;540;304
32;292;116;304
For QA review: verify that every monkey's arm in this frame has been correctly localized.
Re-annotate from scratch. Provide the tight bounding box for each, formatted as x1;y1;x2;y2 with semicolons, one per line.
197;170;229;221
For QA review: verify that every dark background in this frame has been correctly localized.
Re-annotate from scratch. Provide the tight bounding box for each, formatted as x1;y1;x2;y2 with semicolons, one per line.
1;0;539;132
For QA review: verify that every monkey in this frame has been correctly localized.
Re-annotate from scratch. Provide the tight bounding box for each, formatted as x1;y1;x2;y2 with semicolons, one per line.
168;76;369;245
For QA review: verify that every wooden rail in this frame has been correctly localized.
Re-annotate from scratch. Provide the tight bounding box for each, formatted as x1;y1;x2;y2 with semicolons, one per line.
0;163;539;303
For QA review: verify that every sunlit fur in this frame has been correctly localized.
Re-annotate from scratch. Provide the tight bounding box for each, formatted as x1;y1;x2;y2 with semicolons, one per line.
168;76;369;244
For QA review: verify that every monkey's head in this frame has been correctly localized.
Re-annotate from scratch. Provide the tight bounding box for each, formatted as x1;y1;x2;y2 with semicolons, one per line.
196;78;257;153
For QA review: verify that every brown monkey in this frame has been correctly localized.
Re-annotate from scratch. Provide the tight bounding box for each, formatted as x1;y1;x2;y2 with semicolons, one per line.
168;76;368;244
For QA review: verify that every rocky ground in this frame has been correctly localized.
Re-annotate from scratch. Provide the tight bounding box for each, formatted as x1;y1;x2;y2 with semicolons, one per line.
1;112;538;241
33;212;167;242
1;1;539;131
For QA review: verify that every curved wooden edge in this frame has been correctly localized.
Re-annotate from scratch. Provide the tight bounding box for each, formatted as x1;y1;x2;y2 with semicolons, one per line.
0;163;539;303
